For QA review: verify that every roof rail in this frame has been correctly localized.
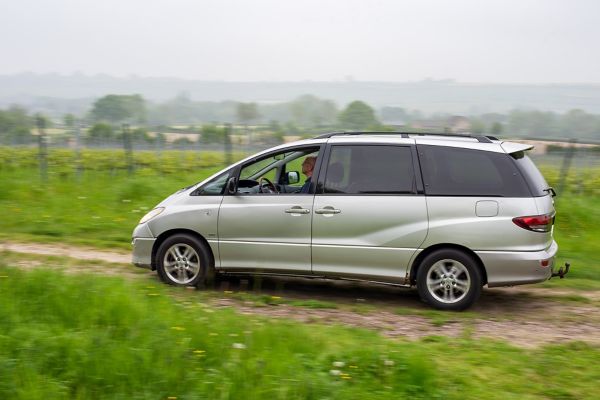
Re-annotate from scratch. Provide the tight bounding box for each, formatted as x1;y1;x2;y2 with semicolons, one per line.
313;131;410;139
409;132;496;143
313;131;498;143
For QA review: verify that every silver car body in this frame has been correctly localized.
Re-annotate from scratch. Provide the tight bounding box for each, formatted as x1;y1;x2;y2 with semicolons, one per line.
132;134;558;288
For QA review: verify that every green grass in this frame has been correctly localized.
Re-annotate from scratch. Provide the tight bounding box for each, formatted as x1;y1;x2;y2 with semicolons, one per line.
551;294;594;304
1;265;600;400
0;147;248;248
395;307;479;326
547;196;600;283
288;299;339;309
0;167;224;249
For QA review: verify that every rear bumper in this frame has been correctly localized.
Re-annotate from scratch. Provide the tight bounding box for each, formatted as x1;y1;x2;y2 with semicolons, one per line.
477;240;558;287
131;237;156;269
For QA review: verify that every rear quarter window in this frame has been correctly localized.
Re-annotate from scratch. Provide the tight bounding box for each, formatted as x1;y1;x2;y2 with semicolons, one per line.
418;145;532;197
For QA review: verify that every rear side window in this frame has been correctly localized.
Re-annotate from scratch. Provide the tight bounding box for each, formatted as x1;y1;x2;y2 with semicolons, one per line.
418;145;531;197
323;145;415;194
511;151;549;197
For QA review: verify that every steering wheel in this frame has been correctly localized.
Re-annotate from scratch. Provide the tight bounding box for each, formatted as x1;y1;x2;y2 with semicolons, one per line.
258;177;278;194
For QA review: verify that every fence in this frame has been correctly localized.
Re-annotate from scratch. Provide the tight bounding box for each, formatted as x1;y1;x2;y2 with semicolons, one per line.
1;129;599;196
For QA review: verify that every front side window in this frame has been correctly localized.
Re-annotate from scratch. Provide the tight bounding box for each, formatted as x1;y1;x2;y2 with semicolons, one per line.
323;145;416;194
239;156;281;181
236;147;320;194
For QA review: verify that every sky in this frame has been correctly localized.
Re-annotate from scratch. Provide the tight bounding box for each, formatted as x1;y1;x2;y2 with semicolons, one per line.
0;0;599;83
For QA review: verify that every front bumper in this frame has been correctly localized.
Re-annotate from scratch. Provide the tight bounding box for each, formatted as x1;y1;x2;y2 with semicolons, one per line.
132;237;156;269
477;240;558;287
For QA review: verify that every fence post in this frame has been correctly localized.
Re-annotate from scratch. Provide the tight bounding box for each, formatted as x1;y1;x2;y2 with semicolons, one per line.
155;128;161;157
122;123;134;175
155;126;163;174
224;123;233;165
36;114;48;183
557;139;577;194
74;120;83;180
246;124;252;155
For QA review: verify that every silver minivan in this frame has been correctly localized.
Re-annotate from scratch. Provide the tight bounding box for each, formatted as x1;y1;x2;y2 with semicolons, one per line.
132;132;569;310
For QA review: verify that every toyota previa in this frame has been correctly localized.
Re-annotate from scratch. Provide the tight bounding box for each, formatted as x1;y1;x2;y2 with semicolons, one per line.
132;132;570;310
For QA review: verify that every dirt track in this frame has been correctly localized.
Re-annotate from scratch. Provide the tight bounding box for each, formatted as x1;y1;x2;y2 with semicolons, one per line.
1;240;599;348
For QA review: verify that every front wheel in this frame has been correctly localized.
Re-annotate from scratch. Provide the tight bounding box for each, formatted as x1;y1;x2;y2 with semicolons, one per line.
156;234;214;287
416;249;482;311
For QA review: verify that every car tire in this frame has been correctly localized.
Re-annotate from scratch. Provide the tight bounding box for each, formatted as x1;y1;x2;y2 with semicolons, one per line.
156;234;214;287
416;249;482;311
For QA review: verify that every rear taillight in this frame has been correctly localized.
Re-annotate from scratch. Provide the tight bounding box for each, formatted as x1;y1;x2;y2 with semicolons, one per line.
512;213;554;233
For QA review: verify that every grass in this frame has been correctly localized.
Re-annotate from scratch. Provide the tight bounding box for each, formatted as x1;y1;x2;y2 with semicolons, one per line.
1;265;600;400
395;307;480;327
288;299;339;309
0;167;223;249
551;294;594;304
545;196;600;283
0;147;248;249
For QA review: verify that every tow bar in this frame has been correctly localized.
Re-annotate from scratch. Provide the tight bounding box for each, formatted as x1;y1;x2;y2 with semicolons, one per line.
551;262;571;279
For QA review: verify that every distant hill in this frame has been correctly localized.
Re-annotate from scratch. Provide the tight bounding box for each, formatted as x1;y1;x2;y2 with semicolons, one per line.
2;73;600;115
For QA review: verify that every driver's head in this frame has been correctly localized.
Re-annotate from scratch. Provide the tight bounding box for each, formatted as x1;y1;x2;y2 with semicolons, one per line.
302;156;316;177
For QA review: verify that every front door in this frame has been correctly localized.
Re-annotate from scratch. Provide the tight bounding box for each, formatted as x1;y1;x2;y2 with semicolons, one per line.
218;147;321;273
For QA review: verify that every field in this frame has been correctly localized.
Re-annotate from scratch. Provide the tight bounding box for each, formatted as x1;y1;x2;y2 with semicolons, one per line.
1;146;599;399
2;265;600;400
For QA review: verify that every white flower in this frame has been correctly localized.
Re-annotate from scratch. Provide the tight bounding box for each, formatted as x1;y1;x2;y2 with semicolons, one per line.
329;369;341;376
384;360;395;367
332;361;345;368
232;343;246;349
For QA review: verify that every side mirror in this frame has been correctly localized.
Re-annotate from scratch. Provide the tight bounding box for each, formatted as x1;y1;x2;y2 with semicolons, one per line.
226;177;237;194
286;171;300;185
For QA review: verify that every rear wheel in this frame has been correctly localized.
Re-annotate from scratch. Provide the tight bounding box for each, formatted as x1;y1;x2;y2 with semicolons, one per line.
416;249;482;311
156;234;214;287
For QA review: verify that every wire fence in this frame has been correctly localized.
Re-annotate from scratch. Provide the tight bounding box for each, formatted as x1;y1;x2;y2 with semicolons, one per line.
2;129;599;195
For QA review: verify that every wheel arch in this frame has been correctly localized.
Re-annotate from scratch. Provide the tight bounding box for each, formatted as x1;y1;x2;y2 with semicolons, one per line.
409;243;488;286
151;229;215;271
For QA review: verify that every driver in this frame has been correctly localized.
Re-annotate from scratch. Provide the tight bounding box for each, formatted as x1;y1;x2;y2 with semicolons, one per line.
300;156;316;193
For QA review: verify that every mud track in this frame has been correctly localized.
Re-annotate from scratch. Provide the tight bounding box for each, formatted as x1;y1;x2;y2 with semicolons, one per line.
1;240;599;348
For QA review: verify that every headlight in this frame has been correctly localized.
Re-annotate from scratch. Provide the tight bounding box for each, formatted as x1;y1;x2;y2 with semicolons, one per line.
139;207;165;224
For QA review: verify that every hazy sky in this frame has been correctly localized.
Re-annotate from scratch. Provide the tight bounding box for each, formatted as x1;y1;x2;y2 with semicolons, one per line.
1;0;599;83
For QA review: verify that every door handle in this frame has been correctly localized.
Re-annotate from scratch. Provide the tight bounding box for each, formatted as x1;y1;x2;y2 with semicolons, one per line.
315;207;341;215
285;207;310;214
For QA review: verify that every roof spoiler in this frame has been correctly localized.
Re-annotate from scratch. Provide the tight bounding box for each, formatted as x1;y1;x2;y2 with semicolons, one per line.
501;142;534;154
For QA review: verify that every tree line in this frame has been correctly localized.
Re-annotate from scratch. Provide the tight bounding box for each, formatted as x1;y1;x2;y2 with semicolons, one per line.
1;93;600;146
